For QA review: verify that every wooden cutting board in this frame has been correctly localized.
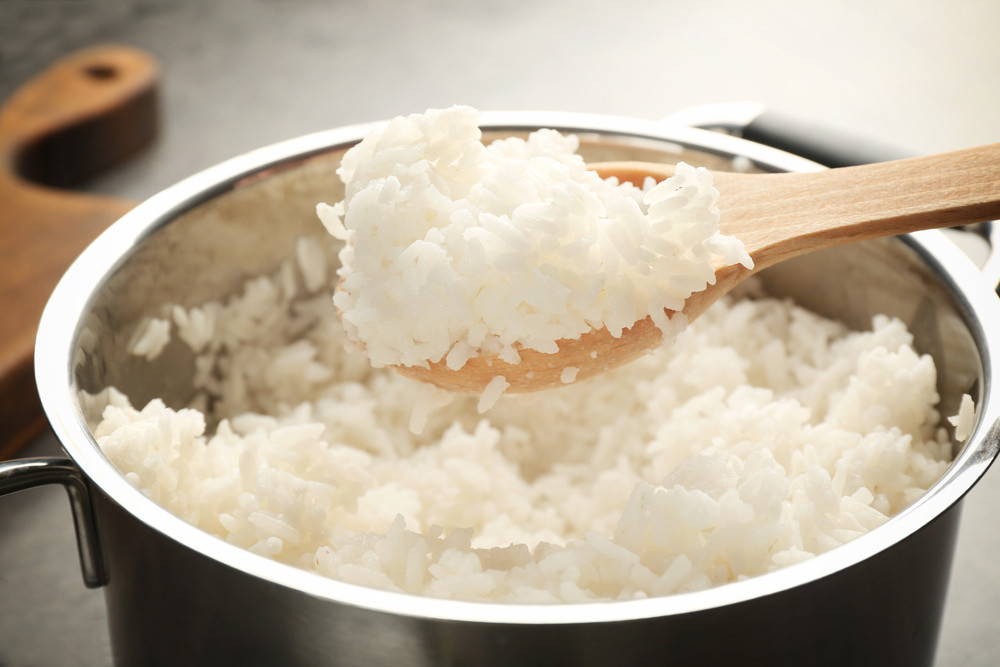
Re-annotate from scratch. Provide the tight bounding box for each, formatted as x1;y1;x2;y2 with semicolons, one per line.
0;45;159;458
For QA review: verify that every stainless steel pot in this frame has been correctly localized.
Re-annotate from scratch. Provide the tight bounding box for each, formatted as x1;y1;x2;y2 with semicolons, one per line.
3;112;999;666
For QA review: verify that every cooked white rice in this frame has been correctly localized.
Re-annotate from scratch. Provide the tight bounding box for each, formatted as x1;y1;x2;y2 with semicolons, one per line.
90;241;960;603
318;106;751;372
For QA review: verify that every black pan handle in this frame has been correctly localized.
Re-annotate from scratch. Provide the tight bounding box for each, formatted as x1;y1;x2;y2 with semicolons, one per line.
740;109;914;167
662;102;913;166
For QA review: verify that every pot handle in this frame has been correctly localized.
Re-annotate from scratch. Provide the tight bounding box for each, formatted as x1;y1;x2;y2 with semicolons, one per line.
664;102;1000;291
0;457;108;588
662;102;914;167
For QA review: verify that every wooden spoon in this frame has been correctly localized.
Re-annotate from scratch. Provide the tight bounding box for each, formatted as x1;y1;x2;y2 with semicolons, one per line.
395;142;1000;394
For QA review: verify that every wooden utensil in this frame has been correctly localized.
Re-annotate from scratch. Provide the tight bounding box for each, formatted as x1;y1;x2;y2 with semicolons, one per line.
397;144;1000;394
0;45;159;458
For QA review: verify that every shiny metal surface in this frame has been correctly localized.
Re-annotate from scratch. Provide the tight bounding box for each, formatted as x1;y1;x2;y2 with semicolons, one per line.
22;113;1000;665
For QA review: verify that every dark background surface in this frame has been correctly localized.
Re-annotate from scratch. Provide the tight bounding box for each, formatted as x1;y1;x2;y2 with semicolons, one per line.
1;1;998;665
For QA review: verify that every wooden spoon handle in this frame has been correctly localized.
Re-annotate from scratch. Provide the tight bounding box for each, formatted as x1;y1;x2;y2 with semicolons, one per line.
0;45;159;458
598;144;1000;271
720;143;1000;269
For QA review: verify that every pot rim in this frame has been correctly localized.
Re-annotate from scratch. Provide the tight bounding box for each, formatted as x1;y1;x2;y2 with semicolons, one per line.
35;110;1000;624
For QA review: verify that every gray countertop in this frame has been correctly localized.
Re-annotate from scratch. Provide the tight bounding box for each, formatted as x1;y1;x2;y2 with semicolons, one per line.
1;1;999;665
